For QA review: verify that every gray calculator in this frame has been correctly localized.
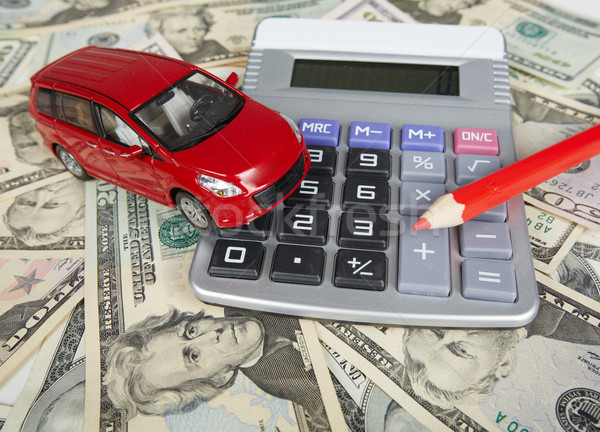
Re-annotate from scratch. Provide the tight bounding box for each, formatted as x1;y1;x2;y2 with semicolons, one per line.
189;18;539;327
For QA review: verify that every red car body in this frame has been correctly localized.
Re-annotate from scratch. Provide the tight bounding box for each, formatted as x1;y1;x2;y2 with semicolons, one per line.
29;46;309;229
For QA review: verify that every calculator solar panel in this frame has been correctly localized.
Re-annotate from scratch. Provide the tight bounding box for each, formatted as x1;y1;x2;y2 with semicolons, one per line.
188;19;539;327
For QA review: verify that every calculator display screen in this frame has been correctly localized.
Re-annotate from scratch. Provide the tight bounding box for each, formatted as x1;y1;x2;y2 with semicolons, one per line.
290;59;459;96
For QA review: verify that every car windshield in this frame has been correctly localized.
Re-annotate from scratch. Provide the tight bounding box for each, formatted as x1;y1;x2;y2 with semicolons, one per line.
132;72;244;152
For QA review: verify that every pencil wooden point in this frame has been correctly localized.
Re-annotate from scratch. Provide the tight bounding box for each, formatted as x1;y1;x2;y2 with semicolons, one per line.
412;193;466;230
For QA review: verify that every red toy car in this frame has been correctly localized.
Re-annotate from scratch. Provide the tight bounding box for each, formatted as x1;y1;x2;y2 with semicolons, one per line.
29;46;309;230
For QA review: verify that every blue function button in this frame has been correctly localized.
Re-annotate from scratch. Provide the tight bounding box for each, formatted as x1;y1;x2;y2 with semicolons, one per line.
299;118;341;147
349;122;391;149
401;124;445;152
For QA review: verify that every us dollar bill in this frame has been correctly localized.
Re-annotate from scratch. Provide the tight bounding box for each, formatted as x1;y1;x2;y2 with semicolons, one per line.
84;179;344;432
28;0;343;72
316;323;497;432
0;257;84;385
1;0;343;32
0;177;85;255
0;39;37;88
0;405;10;430
323;0;414;22
584;70;600;107
0;85;69;202
525;203;585;274
317;271;600;431
508;80;600;229
3;300;85;432
320;338;431;431
510;67;600;110
457;0;600;88
553;228;600;303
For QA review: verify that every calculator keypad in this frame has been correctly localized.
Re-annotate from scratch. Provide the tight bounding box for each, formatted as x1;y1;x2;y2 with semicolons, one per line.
195;118;535;327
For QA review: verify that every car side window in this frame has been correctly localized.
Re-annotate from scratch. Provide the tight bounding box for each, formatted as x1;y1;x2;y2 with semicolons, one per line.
98;106;149;150
54;92;97;133
34;88;53;117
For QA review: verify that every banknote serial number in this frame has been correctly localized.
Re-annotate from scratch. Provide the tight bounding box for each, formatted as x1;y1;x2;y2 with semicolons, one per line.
545;179;594;200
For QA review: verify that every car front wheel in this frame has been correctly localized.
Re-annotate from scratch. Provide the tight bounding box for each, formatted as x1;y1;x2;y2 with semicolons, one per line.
175;191;213;232
56;145;90;180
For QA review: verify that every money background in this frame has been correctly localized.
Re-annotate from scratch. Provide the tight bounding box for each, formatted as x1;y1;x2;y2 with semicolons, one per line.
0;0;599;431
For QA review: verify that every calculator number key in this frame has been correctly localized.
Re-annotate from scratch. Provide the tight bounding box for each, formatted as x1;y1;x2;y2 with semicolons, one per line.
343;178;389;211
209;240;264;280
308;146;337;176
346;148;391;179
334;249;386;291
278;207;329;245
285;176;334;208
338;212;388;250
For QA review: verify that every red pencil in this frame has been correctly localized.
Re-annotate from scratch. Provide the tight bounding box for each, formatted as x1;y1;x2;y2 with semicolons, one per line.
412;124;600;231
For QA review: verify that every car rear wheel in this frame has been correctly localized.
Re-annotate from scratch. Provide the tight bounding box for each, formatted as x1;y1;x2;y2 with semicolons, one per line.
175;191;213;232
56;146;90;180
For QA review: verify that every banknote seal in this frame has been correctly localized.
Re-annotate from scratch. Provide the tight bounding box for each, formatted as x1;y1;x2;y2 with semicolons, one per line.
158;214;199;249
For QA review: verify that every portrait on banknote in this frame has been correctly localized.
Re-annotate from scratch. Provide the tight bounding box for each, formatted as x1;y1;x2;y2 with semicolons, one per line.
103;307;329;429
3;104;63;170
1;178;84;249
21;376;85;432
553;234;600;302
388;302;600;410
390;327;522;410
146;6;230;65
0;87;69;202
389;0;486;24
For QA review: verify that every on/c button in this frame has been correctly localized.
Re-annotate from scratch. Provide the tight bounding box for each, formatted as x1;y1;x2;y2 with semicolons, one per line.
453;127;498;155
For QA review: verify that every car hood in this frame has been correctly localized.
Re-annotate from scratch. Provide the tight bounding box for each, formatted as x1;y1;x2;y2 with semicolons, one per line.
174;99;303;191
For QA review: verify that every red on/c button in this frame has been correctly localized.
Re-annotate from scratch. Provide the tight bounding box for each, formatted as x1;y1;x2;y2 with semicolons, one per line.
453;127;499;155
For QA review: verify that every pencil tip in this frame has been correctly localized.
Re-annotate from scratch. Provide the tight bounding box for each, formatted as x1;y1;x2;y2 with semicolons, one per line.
412;217;431;231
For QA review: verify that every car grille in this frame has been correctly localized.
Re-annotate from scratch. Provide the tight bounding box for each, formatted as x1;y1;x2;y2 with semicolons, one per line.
253;155;305;209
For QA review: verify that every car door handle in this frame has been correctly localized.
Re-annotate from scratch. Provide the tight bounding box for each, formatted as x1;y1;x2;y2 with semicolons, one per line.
103;149;115;155
86;142;98;148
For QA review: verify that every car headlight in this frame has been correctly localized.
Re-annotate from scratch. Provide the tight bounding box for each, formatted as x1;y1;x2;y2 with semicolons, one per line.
198;174;243;197
279;113;302;143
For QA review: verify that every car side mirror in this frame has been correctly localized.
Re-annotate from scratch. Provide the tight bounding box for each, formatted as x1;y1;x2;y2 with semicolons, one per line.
120;146;144;161
226;72;239;87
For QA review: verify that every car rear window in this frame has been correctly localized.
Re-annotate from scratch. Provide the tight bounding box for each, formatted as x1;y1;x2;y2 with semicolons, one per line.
35;88;53;117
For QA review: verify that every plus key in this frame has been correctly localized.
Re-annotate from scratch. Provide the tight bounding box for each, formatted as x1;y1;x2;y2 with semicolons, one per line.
398;228;450;296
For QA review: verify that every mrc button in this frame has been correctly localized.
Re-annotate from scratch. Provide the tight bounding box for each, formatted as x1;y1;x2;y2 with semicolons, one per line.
299;118;340;147
454;127;498;155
